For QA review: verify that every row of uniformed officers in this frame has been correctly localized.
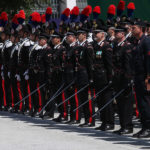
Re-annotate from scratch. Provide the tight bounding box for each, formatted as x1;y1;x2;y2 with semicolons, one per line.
0;20;150;138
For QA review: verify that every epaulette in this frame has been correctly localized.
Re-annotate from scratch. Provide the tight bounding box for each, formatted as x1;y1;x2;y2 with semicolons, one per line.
6;41;13;48
35;45;42;50
24;40;31;47
30;41;34;46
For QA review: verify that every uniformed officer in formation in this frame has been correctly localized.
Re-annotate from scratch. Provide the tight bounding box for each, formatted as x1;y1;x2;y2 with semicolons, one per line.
112;26;134;135
92;25;114;131
131;21;150;138
0;1;150;139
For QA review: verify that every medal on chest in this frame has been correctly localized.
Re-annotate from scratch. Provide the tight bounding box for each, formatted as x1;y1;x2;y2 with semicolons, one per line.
96;50;102;59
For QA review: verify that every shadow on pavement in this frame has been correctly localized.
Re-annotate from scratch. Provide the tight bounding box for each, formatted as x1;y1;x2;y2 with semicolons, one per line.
0;111;149;150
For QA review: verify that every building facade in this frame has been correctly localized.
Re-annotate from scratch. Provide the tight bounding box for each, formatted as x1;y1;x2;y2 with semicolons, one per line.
87;0;150;21
32;0;88;19
76;0;88;12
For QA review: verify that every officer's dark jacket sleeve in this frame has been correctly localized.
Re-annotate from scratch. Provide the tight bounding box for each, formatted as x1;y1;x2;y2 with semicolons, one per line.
44;47;53;79
9;45;18;73
143;36;150;76
3;44;13;66
18;43;30;68
123;43;133;78
103;42;113;81
52;45;65;70
85;43;94;81
60;46;67;67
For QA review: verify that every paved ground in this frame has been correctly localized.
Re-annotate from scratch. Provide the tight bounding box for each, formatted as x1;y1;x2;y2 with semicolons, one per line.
0;111;150;150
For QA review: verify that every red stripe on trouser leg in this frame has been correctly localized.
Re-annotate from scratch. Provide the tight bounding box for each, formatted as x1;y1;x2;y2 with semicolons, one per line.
68;100;70;105
88;88;93;123
2;79;7;107
75;88;79;121
62;91;67;118
27;80;32;110
11;86;14;108
17;81;23;110
133;87;139;118
37;83;42;112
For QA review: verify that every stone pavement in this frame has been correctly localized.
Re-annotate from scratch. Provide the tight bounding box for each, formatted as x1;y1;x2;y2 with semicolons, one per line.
0;111;150;150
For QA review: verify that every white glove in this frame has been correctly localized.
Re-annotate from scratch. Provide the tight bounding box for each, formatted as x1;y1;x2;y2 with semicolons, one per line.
1;71;4;78
1;65;4;71
15;74;21;81
25;74;29;80
34;69;38;74
23;69;29;76
8;72;10;78
87;33;93;43
1;72;4;80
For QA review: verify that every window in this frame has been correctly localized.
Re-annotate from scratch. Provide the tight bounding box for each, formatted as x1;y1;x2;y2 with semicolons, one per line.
50;0;60;19
31;0;88;19
31;0;60;19
76;0;88;11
